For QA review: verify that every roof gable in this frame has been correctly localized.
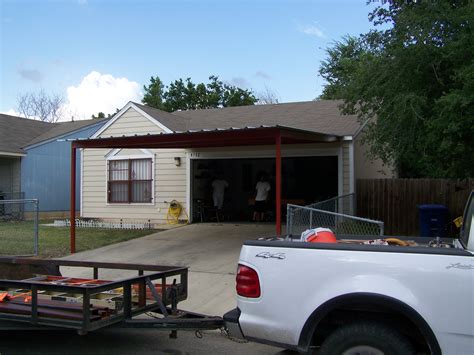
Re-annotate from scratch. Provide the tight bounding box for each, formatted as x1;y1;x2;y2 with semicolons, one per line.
92;102;183;137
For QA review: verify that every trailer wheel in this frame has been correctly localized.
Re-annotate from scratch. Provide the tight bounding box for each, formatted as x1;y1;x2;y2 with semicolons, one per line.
317;321;415;355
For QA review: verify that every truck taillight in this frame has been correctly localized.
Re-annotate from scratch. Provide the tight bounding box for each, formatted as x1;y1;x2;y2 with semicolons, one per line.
236;264;261;298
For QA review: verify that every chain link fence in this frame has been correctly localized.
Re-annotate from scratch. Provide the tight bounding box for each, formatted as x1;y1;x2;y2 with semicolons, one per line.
307;193;356;215
286;203;384;237
0;199;39;256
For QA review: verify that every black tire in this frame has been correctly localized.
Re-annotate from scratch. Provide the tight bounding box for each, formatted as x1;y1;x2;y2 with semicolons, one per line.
317;321;415;355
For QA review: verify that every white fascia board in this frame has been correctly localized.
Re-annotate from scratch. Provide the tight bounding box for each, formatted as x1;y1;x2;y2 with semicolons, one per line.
105;148;154;160
91;102;173;138
0;151;26;157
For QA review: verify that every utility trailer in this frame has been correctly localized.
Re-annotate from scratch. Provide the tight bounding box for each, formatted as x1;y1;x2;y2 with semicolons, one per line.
0;258;223;337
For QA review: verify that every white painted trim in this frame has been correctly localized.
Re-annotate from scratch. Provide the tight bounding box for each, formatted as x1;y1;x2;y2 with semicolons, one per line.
104;149;156;206
105;149;154;161
349;141;355;194
338;146;343;197
0;151;25;157
80;148;84;217
108;154;154;161
91;102;173;138
353;117;374;139
186;151;192;223
104;148;121;159
343;136;353;141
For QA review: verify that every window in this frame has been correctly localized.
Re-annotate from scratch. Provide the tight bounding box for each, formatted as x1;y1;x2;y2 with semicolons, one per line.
107;159;153;203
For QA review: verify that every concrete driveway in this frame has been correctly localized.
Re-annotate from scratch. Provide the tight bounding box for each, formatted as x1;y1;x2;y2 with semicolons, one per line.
0;223;295;354
28;223;287;354
62;222;276;315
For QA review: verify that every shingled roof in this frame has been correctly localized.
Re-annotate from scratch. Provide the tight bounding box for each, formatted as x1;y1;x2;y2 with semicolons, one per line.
133;102;190;132
0;114;53;155
0;114;108;155
26;117;109;147
170;100;359;136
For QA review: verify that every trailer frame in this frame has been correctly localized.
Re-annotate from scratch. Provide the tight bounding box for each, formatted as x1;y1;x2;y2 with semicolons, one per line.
0;258;223;334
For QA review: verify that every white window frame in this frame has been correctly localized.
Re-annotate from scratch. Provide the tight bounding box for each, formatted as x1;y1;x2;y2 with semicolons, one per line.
105;149;155;206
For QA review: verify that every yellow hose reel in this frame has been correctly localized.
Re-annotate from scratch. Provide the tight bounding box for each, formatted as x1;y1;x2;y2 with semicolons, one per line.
166;200;189;224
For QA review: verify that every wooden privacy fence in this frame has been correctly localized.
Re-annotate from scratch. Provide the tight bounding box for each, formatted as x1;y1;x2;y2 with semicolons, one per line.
356;178;473;236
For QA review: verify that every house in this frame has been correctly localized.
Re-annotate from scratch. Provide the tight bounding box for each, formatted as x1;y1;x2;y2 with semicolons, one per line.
0;113;108;217
79;100;394;226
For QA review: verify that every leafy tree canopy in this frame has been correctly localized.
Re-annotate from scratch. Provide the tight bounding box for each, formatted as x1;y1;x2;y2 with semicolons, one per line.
319;0;473;178
91;109;119;120
142;75;257;112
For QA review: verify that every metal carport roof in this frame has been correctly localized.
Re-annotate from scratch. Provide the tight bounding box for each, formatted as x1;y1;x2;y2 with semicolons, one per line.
68;126;341;253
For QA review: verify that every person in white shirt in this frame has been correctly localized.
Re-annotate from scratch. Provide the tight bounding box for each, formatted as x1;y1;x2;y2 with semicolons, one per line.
253;174;271;222
211;173;229;210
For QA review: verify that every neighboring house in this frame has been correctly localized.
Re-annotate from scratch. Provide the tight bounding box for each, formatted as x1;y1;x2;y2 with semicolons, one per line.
80;100;395;225
0;114;108;217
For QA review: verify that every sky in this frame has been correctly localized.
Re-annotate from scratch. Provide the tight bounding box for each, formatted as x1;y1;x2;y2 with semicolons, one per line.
0;0;381;120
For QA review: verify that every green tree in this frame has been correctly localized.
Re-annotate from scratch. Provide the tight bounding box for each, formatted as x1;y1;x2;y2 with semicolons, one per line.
319;0;474;178
142;75;257;112
142;76;166;111
91;112;106;119
91;109;119;120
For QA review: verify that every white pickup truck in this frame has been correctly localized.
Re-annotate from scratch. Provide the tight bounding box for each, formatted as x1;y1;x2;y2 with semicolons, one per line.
224;192;474;355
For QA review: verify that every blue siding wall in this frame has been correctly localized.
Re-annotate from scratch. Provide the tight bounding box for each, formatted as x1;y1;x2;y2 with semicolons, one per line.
21;124;104;211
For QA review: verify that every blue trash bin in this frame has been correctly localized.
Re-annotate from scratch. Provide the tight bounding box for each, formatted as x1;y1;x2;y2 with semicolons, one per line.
418;204;448;238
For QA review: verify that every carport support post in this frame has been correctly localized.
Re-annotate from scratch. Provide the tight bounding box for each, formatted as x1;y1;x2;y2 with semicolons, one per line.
70;145;76;254
275;131;282;235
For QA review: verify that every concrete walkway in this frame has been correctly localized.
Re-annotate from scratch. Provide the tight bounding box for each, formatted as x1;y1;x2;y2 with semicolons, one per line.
62;223;276;316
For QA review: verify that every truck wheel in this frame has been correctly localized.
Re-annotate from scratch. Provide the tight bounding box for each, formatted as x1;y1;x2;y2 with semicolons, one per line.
318;321;415;355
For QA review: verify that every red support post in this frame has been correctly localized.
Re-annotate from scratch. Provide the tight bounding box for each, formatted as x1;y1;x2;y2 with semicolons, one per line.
275;131;282;235
70;145;76;254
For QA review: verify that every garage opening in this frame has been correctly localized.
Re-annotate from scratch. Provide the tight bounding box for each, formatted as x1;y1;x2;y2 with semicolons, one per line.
191;156;338;222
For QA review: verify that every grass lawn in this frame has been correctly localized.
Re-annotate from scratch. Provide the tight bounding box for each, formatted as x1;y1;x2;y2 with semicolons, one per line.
0;220;158;258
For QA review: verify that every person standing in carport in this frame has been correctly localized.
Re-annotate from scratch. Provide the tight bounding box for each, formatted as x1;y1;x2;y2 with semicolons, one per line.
253;173;271;222
212;173;228;210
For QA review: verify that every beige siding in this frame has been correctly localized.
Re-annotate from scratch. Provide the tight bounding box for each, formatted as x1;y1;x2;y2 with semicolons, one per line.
100;108;163;137
81;107;187;224
354;133;396;179
82;105;353;223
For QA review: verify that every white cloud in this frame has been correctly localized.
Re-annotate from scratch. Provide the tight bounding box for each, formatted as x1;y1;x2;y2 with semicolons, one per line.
62;71;142;120
298;22;326;38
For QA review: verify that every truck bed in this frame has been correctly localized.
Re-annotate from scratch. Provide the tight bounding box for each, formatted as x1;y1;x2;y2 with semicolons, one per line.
246;235;472;256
